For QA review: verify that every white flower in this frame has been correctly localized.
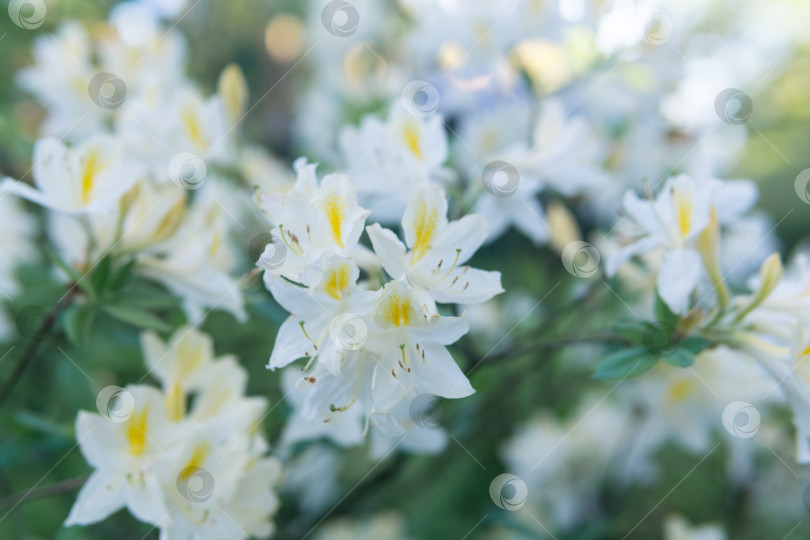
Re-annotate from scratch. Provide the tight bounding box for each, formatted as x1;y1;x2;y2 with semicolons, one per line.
607;174;757;313
65;385;177;527
363;278;473;413
3;136;144;214
0;195;37;340
367;184;503;312
256;158;371;284
137;180;247;323
338;104;450;222
267;254;377;376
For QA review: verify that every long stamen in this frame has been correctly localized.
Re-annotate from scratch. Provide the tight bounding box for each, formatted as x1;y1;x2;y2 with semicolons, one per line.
434;248;462;283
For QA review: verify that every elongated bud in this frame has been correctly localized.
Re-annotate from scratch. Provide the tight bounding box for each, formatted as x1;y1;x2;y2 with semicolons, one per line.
218;63;248;127
736;253;783;322
756;253;783;303
547;199;581;255
696;207;730;307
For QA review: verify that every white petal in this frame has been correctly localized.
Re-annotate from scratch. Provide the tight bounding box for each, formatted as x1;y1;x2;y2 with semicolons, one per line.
657;249;702;313
64;472;126;526
428;268;503;305
268;316;311;370
430;214;488;266
412;342;474;399
366;224;407;278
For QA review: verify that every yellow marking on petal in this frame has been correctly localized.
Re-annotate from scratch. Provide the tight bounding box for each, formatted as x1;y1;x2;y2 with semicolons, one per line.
409;197;439;263
667;379;693;403
379;290;413;327
322;262;351;300
166;382;185;422
673;187;692;238
322;191;346;248
80;150;102;205
402;122;422;161
127;408;149;456
179;443;209;480
177;338;204;380
181;107;207;150
801;343;810;357
153;196;186;242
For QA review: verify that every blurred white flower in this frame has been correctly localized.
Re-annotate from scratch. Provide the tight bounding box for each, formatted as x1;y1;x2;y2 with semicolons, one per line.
3;136;144;214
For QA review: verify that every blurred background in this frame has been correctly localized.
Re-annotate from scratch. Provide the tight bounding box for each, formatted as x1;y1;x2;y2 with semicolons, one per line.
1;0;809;539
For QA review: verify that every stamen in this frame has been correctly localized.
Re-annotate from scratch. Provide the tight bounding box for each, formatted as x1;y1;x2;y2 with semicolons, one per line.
299;321;316;343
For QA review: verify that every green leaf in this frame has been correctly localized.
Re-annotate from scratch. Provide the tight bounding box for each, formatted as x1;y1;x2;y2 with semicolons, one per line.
102;304;172;333
108;258;136;291
594;347;658;379
116;282;180;309
90;254;112;293
680;336;713;354
613;322;647;344
45;246;96;298
662;348;695;368
61;304;97;347
654;293;678;327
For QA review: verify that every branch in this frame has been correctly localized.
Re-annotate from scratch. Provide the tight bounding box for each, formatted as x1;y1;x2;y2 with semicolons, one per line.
0;476;86;510
0;287;78;409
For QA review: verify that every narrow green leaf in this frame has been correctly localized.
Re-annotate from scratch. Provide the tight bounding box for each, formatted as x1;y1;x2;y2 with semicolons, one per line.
61;304;97;347
662;348;695;368
680;336;713;354
90;254;112;293
102;304;172;333
45;246;96;298
594;347;658;379
108;258;136;291
654;293;678;327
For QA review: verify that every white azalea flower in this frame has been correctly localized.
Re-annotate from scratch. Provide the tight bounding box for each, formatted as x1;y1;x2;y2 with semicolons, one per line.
65;385;178;527
0;195;38;340
2;136;144;214
367;184;503;311
363;278;473;413
138;180;247;323
256;158;371;284
338;104;450;223
606;174;758;313
267;254;377;376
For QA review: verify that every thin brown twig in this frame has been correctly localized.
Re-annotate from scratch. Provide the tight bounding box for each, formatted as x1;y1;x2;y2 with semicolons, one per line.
0;476;87;510
0;287;78;409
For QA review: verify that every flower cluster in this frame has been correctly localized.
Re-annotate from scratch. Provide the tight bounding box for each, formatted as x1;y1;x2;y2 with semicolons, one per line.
256;158;503;446
4;21;250;324
65;327;281;539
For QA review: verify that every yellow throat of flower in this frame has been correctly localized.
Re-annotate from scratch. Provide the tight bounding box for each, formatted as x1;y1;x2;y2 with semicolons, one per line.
322;262;352;300
127;408;149;456
322;191;347;248
409;198;439;263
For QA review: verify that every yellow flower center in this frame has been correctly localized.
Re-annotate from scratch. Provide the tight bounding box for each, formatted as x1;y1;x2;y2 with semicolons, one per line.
379;291;413;327
322;191;346;248
673;187;692;238
80;149;102;205
322;262;351;300
667;379;693;403
127;408;149;456
409;198;439;263
402;122;422;161
179;443;209;480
